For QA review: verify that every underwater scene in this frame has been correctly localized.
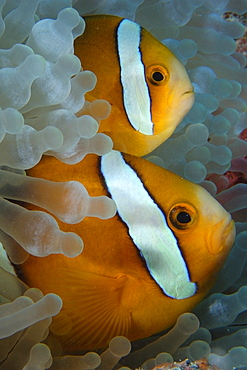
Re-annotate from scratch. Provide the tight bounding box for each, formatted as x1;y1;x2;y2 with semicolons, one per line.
0;0;246;369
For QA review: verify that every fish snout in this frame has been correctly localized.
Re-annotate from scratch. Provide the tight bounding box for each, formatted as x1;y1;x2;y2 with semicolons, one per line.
179;87;195;114
167;81;195;112
208;214;235;255
166;56;195;111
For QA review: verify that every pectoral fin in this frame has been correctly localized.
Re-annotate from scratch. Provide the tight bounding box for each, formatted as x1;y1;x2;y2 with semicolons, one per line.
42;268;132;351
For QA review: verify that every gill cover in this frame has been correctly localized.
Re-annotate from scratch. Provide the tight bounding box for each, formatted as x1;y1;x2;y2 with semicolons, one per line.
101;150;196;299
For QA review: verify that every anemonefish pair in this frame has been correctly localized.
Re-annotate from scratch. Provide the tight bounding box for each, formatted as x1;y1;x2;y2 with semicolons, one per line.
14;15;235;353
75;15;195;156
17;151;235;352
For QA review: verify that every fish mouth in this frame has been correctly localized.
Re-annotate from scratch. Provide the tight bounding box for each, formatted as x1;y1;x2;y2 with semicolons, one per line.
208;214;236;255
180;86;195;100
167;85;195;110
182;88;194;97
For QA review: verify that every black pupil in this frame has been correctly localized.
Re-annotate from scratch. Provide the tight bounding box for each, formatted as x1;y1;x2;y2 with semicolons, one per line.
177;212;191;224
152;71;164;81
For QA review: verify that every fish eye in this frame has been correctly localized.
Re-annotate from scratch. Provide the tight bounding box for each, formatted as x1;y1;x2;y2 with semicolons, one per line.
152;71;164;82
177;211;191;223
168;204;197;230
147;65;168;86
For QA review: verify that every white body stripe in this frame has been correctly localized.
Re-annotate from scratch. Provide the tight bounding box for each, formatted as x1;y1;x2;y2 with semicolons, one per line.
101;150;196;299
117;19;153;135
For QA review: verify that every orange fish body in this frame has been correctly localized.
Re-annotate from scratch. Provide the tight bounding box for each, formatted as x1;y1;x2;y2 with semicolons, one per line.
74;15;194;156
17;152;235;352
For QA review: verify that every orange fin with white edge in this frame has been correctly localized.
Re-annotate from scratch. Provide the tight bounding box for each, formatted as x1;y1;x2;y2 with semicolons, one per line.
42;268;132;351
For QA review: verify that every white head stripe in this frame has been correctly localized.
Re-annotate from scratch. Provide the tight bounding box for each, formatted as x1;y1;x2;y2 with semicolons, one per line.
117;19;154;135
101;151;196;299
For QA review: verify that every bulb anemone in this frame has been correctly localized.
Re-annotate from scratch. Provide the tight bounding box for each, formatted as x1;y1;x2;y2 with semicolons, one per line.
0;0;246;369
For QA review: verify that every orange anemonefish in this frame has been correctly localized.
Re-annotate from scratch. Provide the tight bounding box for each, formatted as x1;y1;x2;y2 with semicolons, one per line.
16;151;235;352
74;15;195;156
